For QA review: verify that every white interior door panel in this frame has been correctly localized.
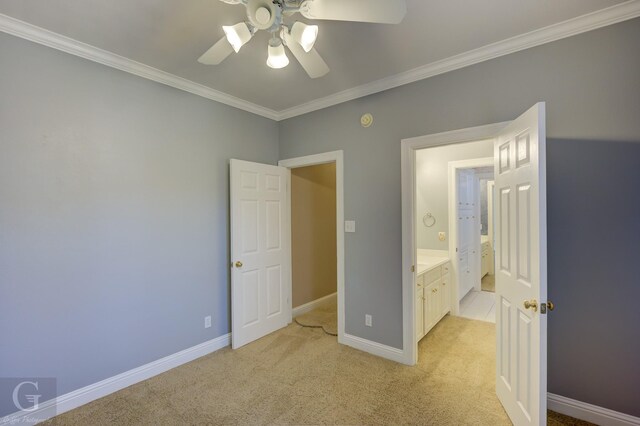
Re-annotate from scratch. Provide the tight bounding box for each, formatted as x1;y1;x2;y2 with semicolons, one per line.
230;160;290;349
494;103;547;426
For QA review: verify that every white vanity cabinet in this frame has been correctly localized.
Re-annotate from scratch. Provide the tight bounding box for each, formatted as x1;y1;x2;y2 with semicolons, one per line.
481;241;491;277
441;271;451;318
416;275;425;340
416;260;451;341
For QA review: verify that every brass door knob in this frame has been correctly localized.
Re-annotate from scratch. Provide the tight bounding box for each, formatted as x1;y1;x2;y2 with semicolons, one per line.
547;300;555;311
524;299;538;312
234;261;243;268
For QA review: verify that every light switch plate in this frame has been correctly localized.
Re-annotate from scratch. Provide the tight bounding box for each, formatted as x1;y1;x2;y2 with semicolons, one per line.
345;220;356;233
365;314;372;327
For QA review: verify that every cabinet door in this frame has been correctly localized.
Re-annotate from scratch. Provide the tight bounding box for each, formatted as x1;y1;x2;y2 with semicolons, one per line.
425;281;440;333
441;273;451;317
416;288;424;340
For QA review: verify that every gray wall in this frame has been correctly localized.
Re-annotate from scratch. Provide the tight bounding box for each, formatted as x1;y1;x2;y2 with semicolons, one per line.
0;32;279;412
416;141;492;250
279;18;640;416
547;139;640;417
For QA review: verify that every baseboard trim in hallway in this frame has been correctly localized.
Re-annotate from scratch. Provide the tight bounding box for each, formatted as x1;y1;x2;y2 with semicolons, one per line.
1;333;231;426
548;393;640;426
292;292;337;318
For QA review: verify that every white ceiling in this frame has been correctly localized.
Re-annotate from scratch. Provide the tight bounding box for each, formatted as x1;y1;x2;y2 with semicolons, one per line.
0;0;630;114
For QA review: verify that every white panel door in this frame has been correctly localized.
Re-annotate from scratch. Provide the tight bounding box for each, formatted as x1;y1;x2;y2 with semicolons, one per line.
494;103;547;426
230;159;290;349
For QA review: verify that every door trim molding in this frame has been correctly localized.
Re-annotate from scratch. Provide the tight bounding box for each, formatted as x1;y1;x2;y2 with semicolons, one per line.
278;150;345;344
447;157;494;315
400;122;510;365
548;393;640;426
0;333;231;425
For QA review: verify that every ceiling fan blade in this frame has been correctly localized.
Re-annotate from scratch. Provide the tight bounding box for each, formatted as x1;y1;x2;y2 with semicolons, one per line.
283;29;329;79
299;0;406;24
198;36;233;65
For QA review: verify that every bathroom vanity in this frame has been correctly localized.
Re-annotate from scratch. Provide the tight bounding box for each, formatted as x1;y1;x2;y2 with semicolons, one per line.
416;250;451;341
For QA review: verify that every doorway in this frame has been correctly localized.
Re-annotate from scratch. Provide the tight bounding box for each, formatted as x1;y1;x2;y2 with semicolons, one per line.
289;162;338;335
401;103;548;425
229;151;345;349
446;159;496;322
279;151;345;343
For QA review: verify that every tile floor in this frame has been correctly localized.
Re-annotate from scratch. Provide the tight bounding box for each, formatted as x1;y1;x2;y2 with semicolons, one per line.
459;289;496;323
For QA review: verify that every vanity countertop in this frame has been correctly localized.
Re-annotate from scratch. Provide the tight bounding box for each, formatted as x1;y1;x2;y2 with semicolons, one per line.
416;256;450;275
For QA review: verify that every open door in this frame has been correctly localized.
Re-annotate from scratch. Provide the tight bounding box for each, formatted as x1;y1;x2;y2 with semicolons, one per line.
230;159;290;349
494;103;547;425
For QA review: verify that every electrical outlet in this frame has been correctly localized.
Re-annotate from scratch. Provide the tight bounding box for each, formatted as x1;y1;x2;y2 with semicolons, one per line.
345;220;356;233
438;232;446;241
204;316;212;329
365;314;372;327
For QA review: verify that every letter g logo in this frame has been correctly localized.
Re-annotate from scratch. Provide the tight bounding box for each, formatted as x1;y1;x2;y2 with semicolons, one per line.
12;381;41;412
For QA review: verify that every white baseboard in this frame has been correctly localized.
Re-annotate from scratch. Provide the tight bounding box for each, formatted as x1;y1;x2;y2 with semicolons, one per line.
342;333;409;365
5;332;637;426
292;292;337;318
548;393;640;426
1;333;231;425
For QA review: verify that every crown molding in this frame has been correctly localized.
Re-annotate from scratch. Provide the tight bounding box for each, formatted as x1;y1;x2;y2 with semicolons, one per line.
0;13;280;121
2;1;640;122
277;0;640;120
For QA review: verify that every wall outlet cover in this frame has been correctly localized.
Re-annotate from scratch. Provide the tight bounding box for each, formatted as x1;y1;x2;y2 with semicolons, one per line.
439;232;446;241
365;314;372;327
204;316;212;328
345;220;356;233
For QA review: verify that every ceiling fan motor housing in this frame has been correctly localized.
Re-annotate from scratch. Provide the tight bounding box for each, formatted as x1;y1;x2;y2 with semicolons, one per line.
246;0;282;31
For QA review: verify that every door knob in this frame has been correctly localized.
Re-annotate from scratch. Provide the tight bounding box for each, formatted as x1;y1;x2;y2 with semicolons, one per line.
523;299;538;312
547;300;555;311
234;261;243;268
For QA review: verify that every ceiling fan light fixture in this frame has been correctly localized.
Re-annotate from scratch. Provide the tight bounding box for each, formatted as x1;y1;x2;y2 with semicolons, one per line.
267;39;289;69
291;22;318;52
223;23;252;53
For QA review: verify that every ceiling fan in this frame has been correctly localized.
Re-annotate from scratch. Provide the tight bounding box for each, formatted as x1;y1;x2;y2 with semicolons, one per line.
198;0;407;78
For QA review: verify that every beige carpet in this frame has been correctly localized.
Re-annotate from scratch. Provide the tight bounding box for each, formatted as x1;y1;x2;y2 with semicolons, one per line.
481;274;495;293
45;305;591;425
294;299;338;336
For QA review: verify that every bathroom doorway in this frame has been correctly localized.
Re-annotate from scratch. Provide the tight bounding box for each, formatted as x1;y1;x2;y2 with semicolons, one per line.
447;160;496;322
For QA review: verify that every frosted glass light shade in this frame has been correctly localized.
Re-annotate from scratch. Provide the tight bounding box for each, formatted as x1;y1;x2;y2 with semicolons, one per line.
223;23;252;53
267;39;289;69
291;22;318;52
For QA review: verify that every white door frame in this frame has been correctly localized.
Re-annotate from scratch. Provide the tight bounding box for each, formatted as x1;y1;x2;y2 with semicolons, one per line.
401;122;509;365
278;150;345;344
447;157;494;315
